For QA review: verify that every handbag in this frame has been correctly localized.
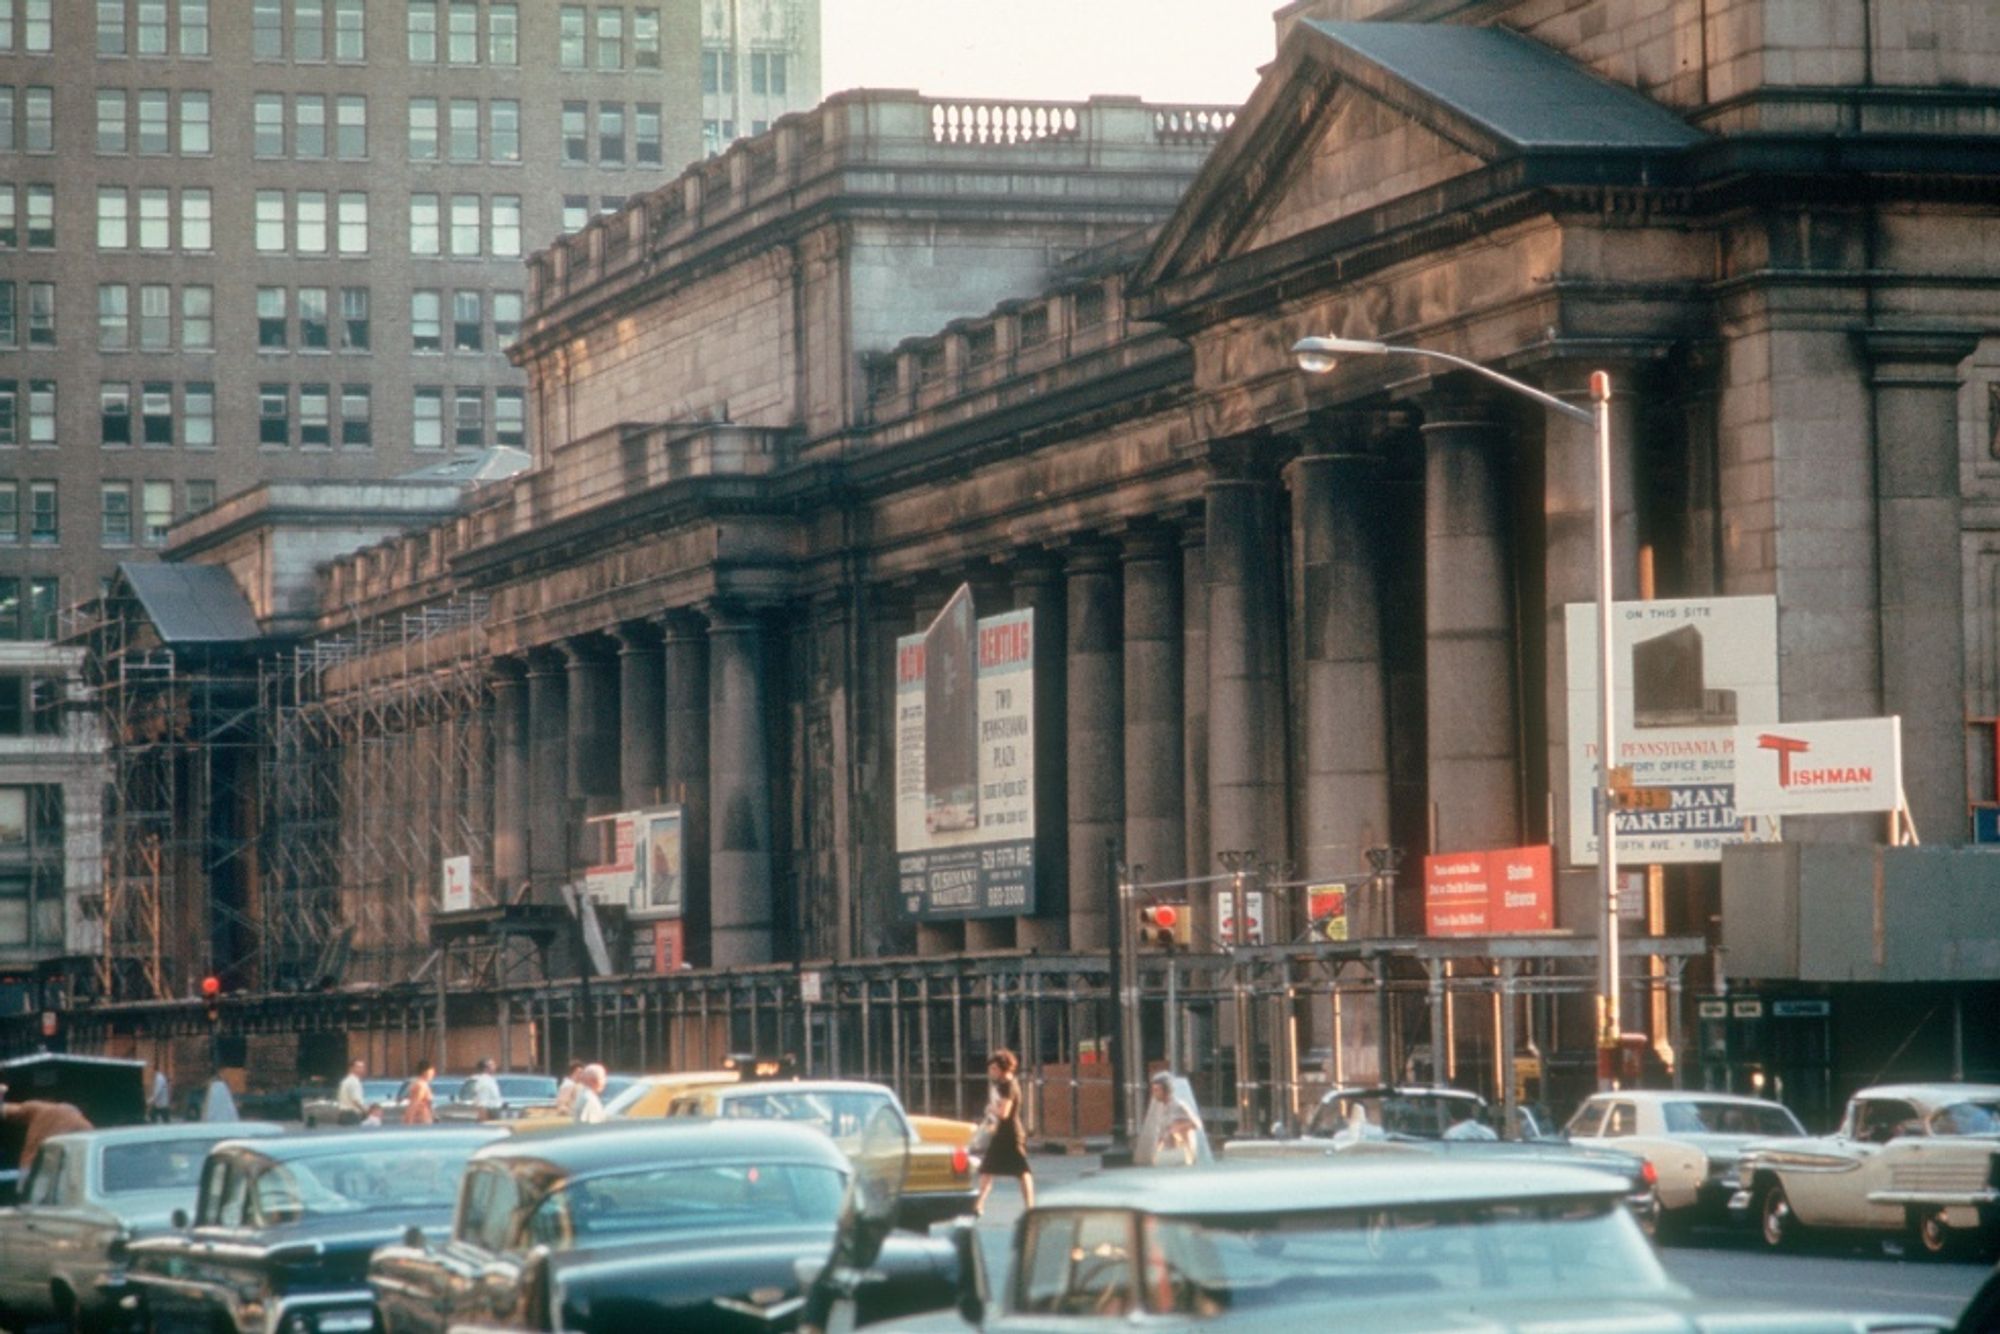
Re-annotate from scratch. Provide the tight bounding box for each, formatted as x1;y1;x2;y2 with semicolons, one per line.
969;1114;996;1156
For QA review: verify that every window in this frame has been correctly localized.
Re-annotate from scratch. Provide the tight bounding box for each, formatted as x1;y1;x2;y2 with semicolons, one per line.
410;289;441;352
186;479;215;513
633;9;659;68
490;196;520;257
598;103;625;165
595;8;621;68
98;188;130;249
296;286;329;349
635;103;661;166
409;194;439;255
253;0;282;58
138;285;170;349
562;102;588;164
179;0;208;55
335;192;367;253
254;94;285;156
340;385;370;446
449;99;478;161
27;577;57;638
296;190;327;252
137;187;170;250
408;98;438;160
137;0;167;52
0;485;12;543
143;481;173;545
181;285;213;349
334;0;363;58
26;282;52;347
23;87;49;153
753;52;787;96
412;387;443;449
180;188;211;250
259;384;289;446
453;387;483;446
491;99;519;162
257;287;287;349
101;383;132;447
102;483;133;545
183;383;213;447
134;89;168;153
27;186;52;249
407;1;436;61
0;187;12;250
492;291;522;343
99;0;127;55
299;384;330;447
558;7;584;67
0;88;14;153
180;90;210;153
24;0;52;53
0;382;13;446
561;195;589;235
702;49;733;94
335;96;365;158
450;194;479;255
452;290;482;352
446;1;475;62
0;584;18;640
29;481;57;543
488;2;516;63
99;285;130;351
0;285;13;346
340;287;369;350
293;0;324;59
97;90;129;153
140;383;171;446
495;386;524;447
295;94;326;157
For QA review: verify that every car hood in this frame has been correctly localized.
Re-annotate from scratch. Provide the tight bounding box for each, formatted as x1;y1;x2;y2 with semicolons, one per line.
1225;1136;1646;1182
133;1206;458;1284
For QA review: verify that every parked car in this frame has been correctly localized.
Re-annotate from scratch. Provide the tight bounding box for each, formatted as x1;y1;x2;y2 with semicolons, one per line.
1567;1089;1807;1238
600;1069;739;1118
435;1073;560;1123
1730;1082;2000;1257
1224;1084;1659;1227
662;1079;979;1229
368;1118;958;1334
124;1125;505;1334
0;1122;282;1334
300;1079;408;1128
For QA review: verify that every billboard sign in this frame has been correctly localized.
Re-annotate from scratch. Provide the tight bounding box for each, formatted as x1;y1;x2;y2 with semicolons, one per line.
1216;890;1267;945
440;855;472;914
1307;884;1348;942
583;811;639;909
1731;717;1902;817
1566;596;1781;865
896;588;1037;919
634;806;685;918
1424;844;1554;937
1424;853;1490;936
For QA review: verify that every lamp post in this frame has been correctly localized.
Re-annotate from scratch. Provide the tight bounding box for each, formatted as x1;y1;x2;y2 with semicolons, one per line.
1292;336;1622;1090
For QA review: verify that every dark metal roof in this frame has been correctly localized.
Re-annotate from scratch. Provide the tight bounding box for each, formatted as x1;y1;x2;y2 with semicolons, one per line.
1304;21;1706;152
474;1118;851;1177
118;563;263;644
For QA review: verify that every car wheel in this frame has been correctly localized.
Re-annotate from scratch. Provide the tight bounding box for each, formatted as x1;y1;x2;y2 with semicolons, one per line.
1911;1207;1962;1260
1759;1181;1801;1251
53;1285;91;1334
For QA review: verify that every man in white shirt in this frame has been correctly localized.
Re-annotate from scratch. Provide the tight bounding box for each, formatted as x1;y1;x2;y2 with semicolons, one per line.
335;1059;368;1126
554;1060;585;1118
148;1066;172;1123
573;1063;609;1124
468;1058;503;1122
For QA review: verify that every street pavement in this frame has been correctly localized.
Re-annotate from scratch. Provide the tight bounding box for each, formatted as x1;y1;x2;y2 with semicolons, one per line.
974;1152;1994;1322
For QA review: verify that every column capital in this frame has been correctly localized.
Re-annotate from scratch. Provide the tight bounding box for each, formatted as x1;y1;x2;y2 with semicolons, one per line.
612;619;662;654
701;599;768;635
1063;538;1122;576
558;632;617;667
1288;406;1407;465
489;656;528;688
1119;524;1181;564
523;645;567;677
1007;550;1064;596
1196;431;1290;485
659;606;708;643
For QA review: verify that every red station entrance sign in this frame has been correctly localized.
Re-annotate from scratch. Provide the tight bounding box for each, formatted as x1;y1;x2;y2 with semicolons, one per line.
1423;844;1554;937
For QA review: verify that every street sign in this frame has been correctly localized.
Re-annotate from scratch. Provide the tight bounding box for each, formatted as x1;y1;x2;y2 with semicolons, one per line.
1608;765;1635;790
1610;786;1673;811
800;970;823;1004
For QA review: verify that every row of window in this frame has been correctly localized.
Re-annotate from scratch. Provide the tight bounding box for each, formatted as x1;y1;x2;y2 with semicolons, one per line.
95;185;214;252
407;1;521;67
260;382;524;450
0;280;55;350
93;88;212;156
0;2;54;56
96;282;214;352
553;7;662;72
701;49;789;97
408;193;522;258
560;194;630;235
408;288;522;353
252;93;369;160
0;379;55;446
0;184;54;249
0;86;52;154
409;97;519;165
98;380;214;448
0;674;64;735
0;481;59;545
0;478;214;551
256;286;370;352
95;0;212;58
248;0;364;62
0;581;62;644
561;101;665;168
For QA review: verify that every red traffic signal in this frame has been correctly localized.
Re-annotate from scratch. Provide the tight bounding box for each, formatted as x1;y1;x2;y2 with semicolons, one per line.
1138;903;1191;949
199;976;221;999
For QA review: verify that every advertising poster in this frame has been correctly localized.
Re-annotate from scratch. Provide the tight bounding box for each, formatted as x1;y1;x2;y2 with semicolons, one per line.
635;805;685;918
440;855;472;914
896;588;1036;919
1307;884;1348;942
1731;717;1902;817
1565;596;1781;865
583;811;638;909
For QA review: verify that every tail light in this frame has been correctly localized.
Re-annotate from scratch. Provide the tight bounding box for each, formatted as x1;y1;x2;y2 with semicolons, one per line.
1642;1160;1659;1187
952;1146;971;1176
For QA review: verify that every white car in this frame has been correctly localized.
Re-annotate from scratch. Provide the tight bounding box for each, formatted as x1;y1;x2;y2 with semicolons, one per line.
1728;1081;2000;1257
1566;1089;1805;1237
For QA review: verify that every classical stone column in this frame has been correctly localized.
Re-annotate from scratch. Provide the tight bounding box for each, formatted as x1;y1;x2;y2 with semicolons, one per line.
524;648;570;890
562;636;621;818
1123;531;1184;889
1066;544;1124;950
1206;452;1289;876
706;603;774;966
1011;556;1068;951
859;592;915;958
615;621;664;810
1423;398;1521;852
490;659;530;895
1290;425;1392;888
661;610;710;961
1181;531;1210;909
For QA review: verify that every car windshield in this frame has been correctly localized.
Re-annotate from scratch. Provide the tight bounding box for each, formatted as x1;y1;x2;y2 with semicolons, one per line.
1015;1197;1667;1319
717;1088;894;1140
494;1075;559;1101
1307;1092;1484;1140
1660;1101;1803;1137
251;1146;476;1219
525;1161;848;1252
1929;1100;2000;1136
102;1140;213;1194
362;1079;406;1102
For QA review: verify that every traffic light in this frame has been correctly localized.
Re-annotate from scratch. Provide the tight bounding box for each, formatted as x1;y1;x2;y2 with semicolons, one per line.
201;975;221;1025
1138;902;1191;950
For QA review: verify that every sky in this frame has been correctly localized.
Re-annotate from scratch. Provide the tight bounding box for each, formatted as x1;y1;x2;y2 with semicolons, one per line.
818;0;1278;107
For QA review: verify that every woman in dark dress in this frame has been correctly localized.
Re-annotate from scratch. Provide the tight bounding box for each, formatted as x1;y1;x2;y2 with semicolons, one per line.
973;1048;1034;1213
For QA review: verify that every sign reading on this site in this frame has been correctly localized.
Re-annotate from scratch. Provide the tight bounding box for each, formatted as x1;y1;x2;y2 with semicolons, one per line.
896;585;1037;919
1565;595;1781;865
1423;844;1552;937
1731;716;1902;817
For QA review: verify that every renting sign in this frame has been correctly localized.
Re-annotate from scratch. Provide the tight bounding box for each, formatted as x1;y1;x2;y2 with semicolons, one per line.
1565;596;1781;865
1731;717;1902;817
1424;844;1554;937
896;587;1038;919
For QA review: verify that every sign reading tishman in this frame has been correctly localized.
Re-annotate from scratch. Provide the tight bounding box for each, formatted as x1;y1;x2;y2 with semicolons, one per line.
1731;716;1902;817
896;586;1037;919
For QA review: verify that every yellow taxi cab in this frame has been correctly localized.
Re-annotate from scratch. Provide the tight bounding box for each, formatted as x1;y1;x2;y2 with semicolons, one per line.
507;1068;741;1132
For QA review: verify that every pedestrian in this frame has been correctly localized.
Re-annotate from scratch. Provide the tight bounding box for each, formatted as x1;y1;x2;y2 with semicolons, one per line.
335;1058;368;1126
148;1065;173;1124
468;1057;503;1122
972;1049;1034;1215
554;1060;585;1118
404;1061;436;1125
0;1090;93;1172
1135;1071;1208;1167
360;1103;384;1128
572;1063;609;1124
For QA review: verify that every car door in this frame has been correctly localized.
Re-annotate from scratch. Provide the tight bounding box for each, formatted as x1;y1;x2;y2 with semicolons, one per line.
374;1163;517;1334
1785;1098;1906;1229
38;1143;105;1304
1854;1098;1933;1230
0;1145;65;1315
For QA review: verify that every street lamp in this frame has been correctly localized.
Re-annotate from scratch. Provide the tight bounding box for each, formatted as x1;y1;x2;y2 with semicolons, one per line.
1292;336;1623;1090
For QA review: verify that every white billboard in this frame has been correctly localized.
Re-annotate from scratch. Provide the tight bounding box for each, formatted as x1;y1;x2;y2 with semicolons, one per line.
440;855;472;913
1731;717;1902;817
1566;596;1781;865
